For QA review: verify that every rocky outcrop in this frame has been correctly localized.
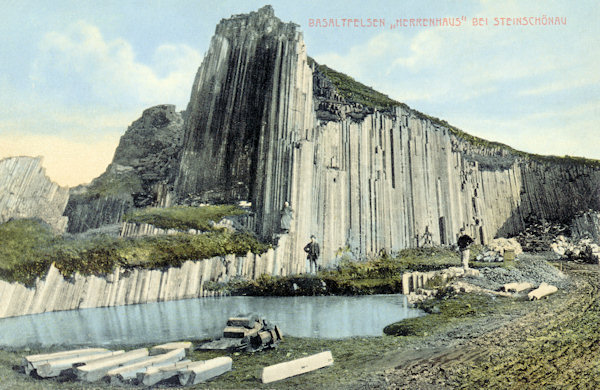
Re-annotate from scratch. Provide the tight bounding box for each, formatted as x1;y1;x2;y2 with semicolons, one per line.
59;6;600;269
0;235;293;319
64;105;184;233
175;5;314;231
169;6;600;271
111;104;184;207
0;156;69;231
571;211;600;242
119;222;204;237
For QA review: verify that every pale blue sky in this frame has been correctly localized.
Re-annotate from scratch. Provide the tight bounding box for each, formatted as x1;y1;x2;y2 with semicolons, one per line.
1;0;598;185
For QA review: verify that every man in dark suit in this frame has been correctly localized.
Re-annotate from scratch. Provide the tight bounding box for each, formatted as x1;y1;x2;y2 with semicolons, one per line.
304;235;320;274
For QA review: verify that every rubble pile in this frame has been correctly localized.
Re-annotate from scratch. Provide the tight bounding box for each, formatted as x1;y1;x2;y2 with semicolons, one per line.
514;219;570;252
465;253;569;291
476;238;522;262
551;235;600;264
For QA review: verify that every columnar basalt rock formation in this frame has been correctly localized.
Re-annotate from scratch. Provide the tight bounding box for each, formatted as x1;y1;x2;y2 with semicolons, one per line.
571;211;600;242
0;236;292;319
64;105;184;233
0;156;69;231
175;5;314;238
173;6;600;271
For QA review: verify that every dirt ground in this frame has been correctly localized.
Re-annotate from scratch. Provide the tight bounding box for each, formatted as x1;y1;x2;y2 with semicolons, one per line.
352;262;600;389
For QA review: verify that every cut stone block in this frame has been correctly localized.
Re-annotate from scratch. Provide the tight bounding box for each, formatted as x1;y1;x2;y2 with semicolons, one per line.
75;348;148;382
107;348;185;385
224;320;262;338
178;357;233;385
528;283;558;300
150;341;193;355
36;351;123;378
139;360;195;386
261;351;334;384
226;316;260;328
503;282;533;293
23;348;109;375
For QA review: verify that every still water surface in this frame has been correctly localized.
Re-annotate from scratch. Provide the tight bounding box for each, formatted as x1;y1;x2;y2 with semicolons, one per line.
0;294;423;348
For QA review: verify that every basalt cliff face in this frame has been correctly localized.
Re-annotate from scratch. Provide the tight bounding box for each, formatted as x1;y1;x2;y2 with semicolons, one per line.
175;5;313;237
58;6;600;268
173;6;600;269
64;105;184;233
0;156;69;231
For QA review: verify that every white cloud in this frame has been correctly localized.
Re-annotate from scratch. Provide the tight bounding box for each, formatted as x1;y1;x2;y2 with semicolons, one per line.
449;101;600;160
310;1;600;159
2;21;205;186
31;21;202;110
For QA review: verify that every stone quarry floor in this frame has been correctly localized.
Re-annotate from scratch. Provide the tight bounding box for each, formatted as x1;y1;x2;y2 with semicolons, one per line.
353;261;600;389
0;261;598;389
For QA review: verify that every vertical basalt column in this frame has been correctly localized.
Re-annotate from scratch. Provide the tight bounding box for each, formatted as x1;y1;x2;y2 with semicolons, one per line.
176;7;315;242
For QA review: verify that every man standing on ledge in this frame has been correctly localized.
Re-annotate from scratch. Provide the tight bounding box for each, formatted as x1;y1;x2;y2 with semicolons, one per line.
457;228;474;270
304;235;320;274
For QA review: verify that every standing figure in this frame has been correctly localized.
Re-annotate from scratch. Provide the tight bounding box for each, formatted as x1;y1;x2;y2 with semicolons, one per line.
423;226;433;247
304;235;320;274
280;201;293;234
457;229;474;270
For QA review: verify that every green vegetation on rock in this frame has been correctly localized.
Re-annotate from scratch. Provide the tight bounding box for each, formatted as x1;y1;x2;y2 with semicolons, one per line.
122;205;246;231
231;247;495;296
383;291;509;336
0;218;267;286
312;58;600;168
78;169;143;199
314;62;403;110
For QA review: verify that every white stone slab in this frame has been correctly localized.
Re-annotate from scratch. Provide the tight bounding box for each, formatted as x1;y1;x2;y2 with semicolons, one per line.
35;350;123;378
261;351;334;383
503;282;533;293
150;341;193;355
75;348;148;382
107;348;185;385
24;347;108;365
528;283;558;300
139;360;195;386
178;356;233;385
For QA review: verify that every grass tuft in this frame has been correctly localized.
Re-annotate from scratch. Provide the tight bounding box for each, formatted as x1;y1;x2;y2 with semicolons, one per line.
0;218;268;286
122;205;246;231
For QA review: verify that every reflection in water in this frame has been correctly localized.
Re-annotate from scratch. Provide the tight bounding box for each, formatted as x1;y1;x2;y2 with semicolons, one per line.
0;295;423;348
